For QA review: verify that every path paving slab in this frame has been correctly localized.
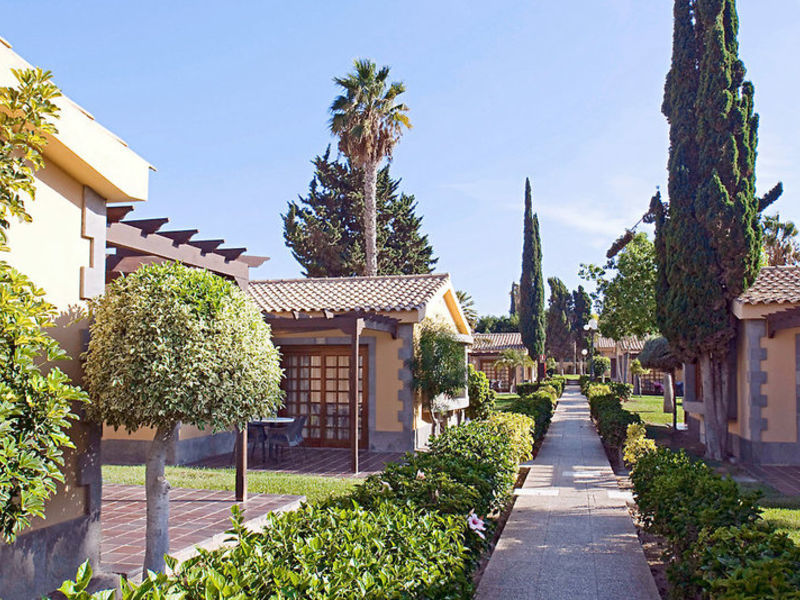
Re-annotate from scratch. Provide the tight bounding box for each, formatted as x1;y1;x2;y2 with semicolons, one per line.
476;387;659;600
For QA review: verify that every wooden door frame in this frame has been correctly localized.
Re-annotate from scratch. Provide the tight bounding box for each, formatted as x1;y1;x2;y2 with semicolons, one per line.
279;345;369;449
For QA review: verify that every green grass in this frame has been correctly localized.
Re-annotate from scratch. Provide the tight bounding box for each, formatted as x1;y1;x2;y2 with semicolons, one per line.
102;465;358;505
495;392;519;412
624;394;684;426
732;479;800;545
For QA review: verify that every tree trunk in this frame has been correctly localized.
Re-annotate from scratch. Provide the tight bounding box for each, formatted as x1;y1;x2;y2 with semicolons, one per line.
663;372;674;413
699;352;730;461
363;161;379;276
633;375;641;396
144;425;176;573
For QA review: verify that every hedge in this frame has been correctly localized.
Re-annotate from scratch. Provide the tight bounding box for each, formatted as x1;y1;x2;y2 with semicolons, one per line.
624;436;800;599
59;413;535;599
585;382;640;450
517;376;565;399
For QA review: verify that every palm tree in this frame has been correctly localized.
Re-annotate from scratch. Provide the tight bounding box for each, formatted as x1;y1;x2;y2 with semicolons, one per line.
763;213;800;266
329;59;411;276
456;290;478;330
494;349;534;393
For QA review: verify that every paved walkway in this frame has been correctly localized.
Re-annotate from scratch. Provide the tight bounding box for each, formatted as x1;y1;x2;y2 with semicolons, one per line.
476;387;659;600
101;484;303;579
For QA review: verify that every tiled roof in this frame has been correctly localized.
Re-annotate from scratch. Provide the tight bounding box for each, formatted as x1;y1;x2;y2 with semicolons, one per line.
738;266;800;305
248;273;450;313
594;335;646;353
595;336;616;350
472;332;526;353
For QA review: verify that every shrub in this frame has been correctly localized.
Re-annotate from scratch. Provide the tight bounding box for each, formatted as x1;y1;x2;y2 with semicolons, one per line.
695;522;800;599
516;382;538;397
596;406;640;449
579;374;591;394
510;391;555;441
623;423;656;466
609;381;633;401
466;364;495;420
428;420;518;513
487;412;536;464
543;375;566;397
630;447;762;596
62;503;473;600
591;356;611;379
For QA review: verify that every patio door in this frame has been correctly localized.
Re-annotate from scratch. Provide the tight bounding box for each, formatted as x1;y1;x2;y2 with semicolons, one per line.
280;346;368;448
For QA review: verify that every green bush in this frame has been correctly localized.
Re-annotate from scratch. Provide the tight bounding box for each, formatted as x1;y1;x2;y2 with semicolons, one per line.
61;503;473;600
59;404;534;599
609;381;633;401
516;382;538;397
695;522;800;599
623;423;656;466
466;364;495;420
579;374;591;394
591;356;611;379
510;391;556;441
630;447;764;598
542;375;566;397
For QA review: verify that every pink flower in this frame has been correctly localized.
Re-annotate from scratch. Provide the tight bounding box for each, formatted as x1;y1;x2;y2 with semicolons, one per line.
467;510;486;540
416;470;426;481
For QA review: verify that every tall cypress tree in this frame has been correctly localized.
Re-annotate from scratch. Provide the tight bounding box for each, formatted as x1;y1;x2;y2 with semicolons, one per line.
519;178;546;367
653;0;781;459
545;277;572;365
571;285;592;354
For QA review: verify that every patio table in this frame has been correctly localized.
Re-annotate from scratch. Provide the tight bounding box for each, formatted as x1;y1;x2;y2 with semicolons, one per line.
250;417;296;461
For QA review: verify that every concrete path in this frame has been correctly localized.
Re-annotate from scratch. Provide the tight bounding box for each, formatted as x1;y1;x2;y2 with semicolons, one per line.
476;387;659;600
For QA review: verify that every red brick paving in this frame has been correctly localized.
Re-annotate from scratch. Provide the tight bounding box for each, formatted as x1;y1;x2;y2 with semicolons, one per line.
745;465;800;496
194;447;404;478
101;484;303;577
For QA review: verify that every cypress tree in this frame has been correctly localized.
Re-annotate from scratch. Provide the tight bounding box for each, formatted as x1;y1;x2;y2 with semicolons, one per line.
283;147;437;277
571;285;592;354
518;178;546;368
545;277;572;365
653;0;781;459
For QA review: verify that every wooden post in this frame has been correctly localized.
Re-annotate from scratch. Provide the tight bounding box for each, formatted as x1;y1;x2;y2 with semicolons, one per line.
349;318;363;474
235;426;247;502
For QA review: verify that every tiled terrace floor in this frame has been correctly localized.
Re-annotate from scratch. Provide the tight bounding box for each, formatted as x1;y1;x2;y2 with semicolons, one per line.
744;464;800;496
101;484;303;579
194;446;405;477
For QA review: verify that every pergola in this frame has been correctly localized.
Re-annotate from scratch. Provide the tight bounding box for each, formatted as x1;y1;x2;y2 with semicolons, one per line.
106;205;268;288
232;311;399;500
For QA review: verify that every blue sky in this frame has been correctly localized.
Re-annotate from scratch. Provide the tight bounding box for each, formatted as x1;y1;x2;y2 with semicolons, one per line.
4;1;799;315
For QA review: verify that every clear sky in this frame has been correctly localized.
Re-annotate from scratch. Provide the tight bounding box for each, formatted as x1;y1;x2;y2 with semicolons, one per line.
3;1;798;315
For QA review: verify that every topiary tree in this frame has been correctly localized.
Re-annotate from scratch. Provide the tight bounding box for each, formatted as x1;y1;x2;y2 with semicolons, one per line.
411;319;467;434
466;364;495;420
518;178;545;376
591;356;611;382
84;262;283;573
630;358;650;395
0;68;85;543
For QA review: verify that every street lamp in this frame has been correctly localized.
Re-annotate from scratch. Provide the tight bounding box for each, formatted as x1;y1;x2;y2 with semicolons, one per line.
582;319;598;376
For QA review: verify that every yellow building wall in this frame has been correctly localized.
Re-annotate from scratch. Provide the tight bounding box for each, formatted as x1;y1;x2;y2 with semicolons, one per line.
761;326;799;444
4;161;94;529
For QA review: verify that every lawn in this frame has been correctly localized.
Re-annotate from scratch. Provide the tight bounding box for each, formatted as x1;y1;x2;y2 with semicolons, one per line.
495;392;519;412
103;465;358;505
624;394;684;426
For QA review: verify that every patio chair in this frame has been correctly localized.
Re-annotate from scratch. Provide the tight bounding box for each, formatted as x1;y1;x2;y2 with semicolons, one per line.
267;415;307;463
247;422;269;464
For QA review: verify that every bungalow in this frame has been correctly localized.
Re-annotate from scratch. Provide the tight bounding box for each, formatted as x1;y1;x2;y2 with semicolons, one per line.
0;39;152;599
684;266;800;465
594;336;646;384
247;273;473;452
469;332;535;392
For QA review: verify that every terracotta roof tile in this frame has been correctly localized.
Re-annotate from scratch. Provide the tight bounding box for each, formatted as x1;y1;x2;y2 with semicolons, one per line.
595;336;616;350
248;273;450;313
472;333;526;352
738;266;800;305
595;335;646;353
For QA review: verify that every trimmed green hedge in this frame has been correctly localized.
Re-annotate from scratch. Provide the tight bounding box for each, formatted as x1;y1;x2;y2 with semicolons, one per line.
59;413;535;599
585;382;640;449
516;376;565;399
628;443;800;599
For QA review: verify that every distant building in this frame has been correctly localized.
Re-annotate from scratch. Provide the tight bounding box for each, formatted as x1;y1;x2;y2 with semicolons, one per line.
469;332;535;392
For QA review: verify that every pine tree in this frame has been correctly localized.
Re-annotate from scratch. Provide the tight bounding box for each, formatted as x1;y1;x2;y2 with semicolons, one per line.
519;178;546;363
283;147;437;277
653;0;781;459
545;277;572;365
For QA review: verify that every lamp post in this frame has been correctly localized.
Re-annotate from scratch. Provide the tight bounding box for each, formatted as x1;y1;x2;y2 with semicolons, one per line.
581;348;588;375
583;318;598;377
